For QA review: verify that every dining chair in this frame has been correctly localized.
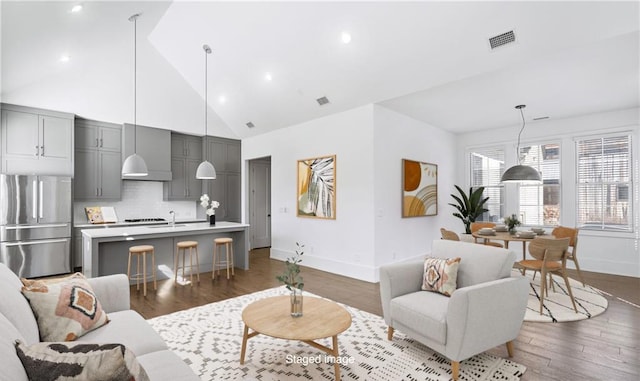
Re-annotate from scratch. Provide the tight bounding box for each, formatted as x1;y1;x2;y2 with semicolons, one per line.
470;222;504;248
439;228;460;241
551;226;584;286
519;237;577;315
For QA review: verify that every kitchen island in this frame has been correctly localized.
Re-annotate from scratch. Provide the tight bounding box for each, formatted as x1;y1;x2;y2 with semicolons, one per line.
82;221;250;279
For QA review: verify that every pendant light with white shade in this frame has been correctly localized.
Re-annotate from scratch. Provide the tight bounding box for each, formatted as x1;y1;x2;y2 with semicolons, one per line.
122;13;148;177
500;105;542;183
196;44;217;179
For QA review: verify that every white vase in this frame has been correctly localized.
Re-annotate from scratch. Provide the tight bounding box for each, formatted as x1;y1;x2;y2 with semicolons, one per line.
459;233;474;243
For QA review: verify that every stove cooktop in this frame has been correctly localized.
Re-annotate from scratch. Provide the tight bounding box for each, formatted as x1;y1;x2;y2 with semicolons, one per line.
124;218;166;223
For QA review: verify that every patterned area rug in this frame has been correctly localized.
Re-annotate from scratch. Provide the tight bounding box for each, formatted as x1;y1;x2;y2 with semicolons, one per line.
519;270;608;323
148;287;526;380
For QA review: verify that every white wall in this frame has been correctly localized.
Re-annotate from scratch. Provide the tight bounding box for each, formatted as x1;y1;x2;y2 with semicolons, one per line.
243;105;377;281
456;107;640;277
372;105;458;273
243;104;459;282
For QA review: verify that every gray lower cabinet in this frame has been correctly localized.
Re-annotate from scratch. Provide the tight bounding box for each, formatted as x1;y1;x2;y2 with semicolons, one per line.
74;119;122;200
164;133;203;200
1;104;74;175
202;137;241;222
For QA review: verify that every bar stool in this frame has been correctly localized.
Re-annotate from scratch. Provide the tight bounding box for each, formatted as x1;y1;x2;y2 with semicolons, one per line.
212;237;234;280
127;245;157;296
174;241;200;286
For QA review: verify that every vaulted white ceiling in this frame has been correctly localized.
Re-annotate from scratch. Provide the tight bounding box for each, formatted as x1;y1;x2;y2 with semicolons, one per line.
1;1;638;139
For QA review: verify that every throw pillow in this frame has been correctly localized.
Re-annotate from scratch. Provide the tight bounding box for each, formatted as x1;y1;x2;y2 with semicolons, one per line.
21;273;109;341
15;340;150;381
421;257;461;296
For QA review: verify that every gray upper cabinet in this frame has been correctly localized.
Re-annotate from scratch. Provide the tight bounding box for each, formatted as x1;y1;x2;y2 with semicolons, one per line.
164;133;202;200
74;119;122;200
1;104;74;175
122;123;172;181
202;136;241;222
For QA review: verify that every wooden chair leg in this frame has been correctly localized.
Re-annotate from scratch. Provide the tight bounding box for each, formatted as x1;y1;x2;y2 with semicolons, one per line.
142;252;147;296
387;326;394;341
506;341;514;357
572;257;586;286
539;268;546;315
451;360;460;381
561;273;578;313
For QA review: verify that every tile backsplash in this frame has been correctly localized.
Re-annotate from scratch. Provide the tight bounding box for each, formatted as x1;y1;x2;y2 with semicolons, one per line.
73;181;197;223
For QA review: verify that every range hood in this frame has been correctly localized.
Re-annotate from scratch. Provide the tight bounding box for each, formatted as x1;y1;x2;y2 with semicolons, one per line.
122;123;172;181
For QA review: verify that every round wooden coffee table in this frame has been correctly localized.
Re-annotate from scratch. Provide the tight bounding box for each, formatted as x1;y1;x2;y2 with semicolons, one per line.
240;295;352;381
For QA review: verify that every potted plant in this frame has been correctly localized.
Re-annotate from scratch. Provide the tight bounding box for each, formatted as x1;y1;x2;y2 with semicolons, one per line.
276;242;305;317
503;214;521;233
448;185;489;234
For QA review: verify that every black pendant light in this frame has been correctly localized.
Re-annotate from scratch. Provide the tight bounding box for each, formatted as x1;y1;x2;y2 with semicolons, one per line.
501;105;542;183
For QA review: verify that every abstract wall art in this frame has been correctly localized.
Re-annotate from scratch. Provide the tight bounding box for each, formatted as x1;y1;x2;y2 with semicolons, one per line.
297;155;336;219
402;159;437;217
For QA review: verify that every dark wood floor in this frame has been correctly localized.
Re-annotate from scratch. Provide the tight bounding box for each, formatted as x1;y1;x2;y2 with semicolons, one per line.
130;248;639;381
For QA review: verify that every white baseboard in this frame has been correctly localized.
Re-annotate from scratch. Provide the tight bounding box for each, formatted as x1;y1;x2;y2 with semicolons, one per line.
271;248;378;283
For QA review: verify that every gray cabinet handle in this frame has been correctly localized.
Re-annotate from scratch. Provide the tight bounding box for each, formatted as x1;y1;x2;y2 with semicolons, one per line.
95;138;99;147
40;145;44;156
100;138;103;147
35;146;39;156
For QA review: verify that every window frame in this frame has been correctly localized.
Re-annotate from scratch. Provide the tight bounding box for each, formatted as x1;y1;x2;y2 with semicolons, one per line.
574;132;633;232
517;140;562;227
467;145;505;223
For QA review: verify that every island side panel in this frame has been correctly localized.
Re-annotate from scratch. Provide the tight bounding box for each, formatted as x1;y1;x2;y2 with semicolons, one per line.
82;224;249;279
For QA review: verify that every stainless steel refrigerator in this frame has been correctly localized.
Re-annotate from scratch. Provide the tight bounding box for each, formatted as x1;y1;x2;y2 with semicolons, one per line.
0;175;72;277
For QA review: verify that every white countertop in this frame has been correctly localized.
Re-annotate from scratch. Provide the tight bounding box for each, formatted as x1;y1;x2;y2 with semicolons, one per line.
74;219;207;228
81;221;249;239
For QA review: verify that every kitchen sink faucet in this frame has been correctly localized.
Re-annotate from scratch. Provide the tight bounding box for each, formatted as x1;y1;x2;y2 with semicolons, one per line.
169;210;175;226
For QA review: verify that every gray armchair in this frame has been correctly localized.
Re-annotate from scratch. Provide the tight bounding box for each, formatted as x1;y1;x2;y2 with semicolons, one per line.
380;240;529;380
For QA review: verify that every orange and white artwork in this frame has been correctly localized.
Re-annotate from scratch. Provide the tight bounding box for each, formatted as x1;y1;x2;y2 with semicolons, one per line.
402;159;437;217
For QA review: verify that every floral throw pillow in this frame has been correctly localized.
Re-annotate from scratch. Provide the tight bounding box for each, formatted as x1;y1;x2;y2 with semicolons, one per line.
421;257;461;296
21;273;109;341
15;340;150;381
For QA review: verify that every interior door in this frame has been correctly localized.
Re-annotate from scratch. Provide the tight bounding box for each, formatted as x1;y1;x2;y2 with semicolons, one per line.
250;159;271;249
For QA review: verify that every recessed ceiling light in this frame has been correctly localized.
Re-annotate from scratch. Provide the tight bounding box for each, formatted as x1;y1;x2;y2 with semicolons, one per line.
59;54;70;62
341;31;352;44
264;73;272;82
218;95;227;104
71;4;83;13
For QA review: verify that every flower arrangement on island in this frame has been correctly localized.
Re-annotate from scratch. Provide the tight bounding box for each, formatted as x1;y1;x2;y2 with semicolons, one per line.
199;194;220;216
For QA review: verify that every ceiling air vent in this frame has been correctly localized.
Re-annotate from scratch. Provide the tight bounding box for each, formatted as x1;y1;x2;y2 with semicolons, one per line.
316;96;330;106
489;30;516;50
246;121;255;128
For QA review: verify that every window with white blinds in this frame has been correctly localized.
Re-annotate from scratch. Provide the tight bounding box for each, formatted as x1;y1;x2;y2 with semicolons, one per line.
576;134;632;231
470;147;504;222
518;143;561;226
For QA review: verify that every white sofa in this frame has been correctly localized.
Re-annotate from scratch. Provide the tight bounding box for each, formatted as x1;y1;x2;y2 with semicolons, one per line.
0;263;199;381
380;239;529;380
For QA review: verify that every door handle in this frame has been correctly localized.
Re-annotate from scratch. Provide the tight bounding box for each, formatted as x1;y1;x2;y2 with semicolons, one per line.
4;238;69;247
39;181;44;218
32;181;37;219
6;224;68;230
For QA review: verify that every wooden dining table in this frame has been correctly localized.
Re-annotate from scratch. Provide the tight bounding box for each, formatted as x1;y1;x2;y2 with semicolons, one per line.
471;231;552;260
